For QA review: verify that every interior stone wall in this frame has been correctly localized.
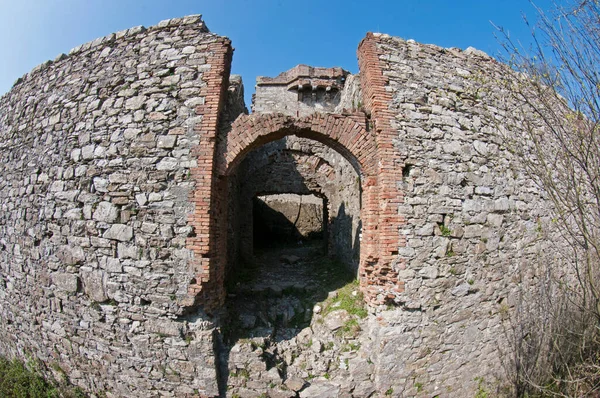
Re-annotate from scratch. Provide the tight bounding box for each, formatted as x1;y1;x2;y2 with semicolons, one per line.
228;135;361;275
254;194;324;240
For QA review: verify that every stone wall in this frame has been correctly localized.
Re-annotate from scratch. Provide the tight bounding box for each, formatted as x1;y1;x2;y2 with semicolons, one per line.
353;33;563;396
254;194;324;241
0;16;229;397
252;65;349;116
0;16;569;398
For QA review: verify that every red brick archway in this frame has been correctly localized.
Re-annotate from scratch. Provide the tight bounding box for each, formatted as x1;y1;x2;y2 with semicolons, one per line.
219;113;378;177
185;111;404;311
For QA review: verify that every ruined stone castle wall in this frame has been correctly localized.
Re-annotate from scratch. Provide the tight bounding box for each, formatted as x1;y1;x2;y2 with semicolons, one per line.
0;18;569;398
0;16;228;397
355;34;563;396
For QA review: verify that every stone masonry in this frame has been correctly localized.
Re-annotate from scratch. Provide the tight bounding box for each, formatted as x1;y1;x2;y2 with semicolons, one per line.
0;15;565;397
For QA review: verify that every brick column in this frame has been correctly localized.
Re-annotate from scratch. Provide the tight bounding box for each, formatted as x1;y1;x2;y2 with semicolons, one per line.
184;37;232;312
358;33;406;303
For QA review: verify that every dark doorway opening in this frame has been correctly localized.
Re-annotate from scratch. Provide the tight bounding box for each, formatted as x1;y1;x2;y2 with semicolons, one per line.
218;136;364;396
252;193;327;250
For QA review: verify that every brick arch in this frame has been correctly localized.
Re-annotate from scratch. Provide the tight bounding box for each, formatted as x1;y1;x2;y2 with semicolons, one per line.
217;113;378;178
186;112;402;312
219;112;383;295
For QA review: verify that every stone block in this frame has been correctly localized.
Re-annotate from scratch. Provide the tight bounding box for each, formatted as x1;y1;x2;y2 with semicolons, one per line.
93;201;119;223
463;225;483;238
81;270;107;302
420;266;439;279
487;214;503;227
299;381;340;398
146;319;182;337
156;158;178;170
103;224;133;242
105;257;123;273
81;144;95;160
494;197;510;213
157;135;177;149
52;272;79;293
56;245;85;265
117;243;139;260
125;96;146;110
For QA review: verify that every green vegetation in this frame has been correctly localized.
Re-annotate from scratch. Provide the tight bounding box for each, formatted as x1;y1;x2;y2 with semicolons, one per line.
473;377;489;398
322;279;368;319
0;356;86;398
230;367;250;380
415;381;424;393
341;342;361;352
338;318;361;338
439;224;452;237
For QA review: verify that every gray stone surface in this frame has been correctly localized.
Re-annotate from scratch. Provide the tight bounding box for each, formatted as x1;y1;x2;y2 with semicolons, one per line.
92;201;119;223
52;272;79;293
102;224;133;242
0;16;570;398
299;381;341;398
0;15;220;398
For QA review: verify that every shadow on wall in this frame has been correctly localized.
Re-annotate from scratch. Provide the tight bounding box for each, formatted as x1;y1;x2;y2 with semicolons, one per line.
252;195;326;248
331;201;361;277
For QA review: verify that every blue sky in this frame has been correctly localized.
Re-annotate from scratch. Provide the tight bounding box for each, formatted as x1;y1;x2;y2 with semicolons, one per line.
0;0;553;106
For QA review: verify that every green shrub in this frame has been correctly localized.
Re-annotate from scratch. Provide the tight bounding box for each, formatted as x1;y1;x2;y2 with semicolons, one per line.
0;356;86;398
0;357;57;397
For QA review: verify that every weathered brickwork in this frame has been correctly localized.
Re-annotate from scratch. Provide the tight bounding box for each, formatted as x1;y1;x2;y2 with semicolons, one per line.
184;34;233;313
358;33;406;303
0;16;566;398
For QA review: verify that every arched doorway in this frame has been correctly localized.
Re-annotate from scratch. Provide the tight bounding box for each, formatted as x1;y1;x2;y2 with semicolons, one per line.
224;132;362;326
183;112;403;314
220;112;379;298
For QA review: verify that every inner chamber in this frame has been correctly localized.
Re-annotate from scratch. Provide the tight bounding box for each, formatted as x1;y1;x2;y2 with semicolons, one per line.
253;193;327;250
226;135;362;281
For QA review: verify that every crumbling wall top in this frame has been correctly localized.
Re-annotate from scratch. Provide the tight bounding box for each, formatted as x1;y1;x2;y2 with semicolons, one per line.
5;14;211;96
257;64;348;91
252;65;351;116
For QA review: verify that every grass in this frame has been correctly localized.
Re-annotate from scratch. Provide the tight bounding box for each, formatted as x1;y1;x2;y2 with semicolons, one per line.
0;356;86;398
474;377;489;398
322;279;368;319
338;318;362;338
439;224;452;237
